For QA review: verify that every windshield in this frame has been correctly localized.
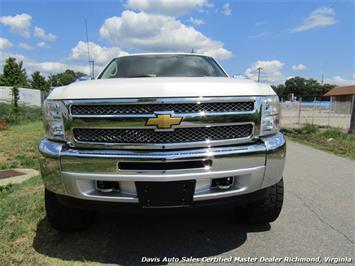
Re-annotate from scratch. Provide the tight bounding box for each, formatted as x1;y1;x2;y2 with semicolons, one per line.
98;55;227;79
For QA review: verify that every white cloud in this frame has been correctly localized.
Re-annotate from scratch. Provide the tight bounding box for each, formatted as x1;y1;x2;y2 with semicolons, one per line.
18;43;33;50
255;21;266;26
36;42;49;48
248;32;271;38
222;3;232;16
34;62;91;75
291;7;337;32
292;64;307;71
99;10;231;60
71;41;129;65
189;17;205;26
125;0;208;16
326;76;355;86
34;26;57;42
0;37;12;49
244;60;286;84
0;13;32;37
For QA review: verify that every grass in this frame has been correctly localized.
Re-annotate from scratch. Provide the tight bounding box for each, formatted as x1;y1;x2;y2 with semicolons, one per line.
0;177;44;264
282;124;355;160
0;121;44;170
0;120;45;264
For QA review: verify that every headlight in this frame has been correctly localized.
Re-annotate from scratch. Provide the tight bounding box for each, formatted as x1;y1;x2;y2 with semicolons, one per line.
43;100;65;141
260;95;280;136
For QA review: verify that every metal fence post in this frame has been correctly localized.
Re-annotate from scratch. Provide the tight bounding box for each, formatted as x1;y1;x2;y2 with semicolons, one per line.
298;97;302;125
327;97;331;128
311;97;315;125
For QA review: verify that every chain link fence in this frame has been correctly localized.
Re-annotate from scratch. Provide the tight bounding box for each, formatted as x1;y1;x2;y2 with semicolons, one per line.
280;97;352;130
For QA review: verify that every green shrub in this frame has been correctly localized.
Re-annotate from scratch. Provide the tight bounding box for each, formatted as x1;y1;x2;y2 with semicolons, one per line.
0;103;42;125
322;129;355;141
0;184;14;196
296;124;319;135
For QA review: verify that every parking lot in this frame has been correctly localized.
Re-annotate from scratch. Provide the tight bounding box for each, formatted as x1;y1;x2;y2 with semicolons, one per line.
30;140;354;265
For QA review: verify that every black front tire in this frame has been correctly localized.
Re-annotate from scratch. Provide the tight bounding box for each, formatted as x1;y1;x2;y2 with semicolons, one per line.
45;189;94;232
238;178;284;225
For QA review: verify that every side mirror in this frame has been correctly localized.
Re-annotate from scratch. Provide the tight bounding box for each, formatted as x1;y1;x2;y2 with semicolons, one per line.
76;75;92;82
232;74;247;79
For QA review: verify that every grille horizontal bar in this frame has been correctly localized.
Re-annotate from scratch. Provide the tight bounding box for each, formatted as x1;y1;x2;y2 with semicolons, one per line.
73;124;253;144
70;102;254;115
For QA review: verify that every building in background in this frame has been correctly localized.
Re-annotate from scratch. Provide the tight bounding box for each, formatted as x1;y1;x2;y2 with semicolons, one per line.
324;85;355;133
324;85;355;114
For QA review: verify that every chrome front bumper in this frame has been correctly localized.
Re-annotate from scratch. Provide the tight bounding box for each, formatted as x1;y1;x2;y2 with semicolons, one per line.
38;133;286;204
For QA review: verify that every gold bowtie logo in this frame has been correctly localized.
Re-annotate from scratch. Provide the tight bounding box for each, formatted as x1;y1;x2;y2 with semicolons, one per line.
146;114;183;129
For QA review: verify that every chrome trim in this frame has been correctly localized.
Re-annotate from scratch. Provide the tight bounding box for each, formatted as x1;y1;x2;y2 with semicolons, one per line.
65;96;258;106
59;142;265;160
261;132;286;188
38;138;66;194
62;96;262;150
61;166;264;183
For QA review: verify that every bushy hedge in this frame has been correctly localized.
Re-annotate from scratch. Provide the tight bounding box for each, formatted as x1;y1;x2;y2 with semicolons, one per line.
0;103;42;125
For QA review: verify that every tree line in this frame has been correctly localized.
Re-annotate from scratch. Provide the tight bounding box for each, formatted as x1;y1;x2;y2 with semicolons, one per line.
0;57;86;92
271;77;335;100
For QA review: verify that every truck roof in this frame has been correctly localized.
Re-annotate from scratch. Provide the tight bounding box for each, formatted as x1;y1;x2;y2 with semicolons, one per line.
116;52;212;59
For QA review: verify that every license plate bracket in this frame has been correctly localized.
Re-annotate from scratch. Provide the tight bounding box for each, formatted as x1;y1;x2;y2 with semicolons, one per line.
135;180;196;207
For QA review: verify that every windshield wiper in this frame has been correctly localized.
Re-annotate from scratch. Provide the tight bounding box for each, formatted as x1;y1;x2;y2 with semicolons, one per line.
126;74;156;78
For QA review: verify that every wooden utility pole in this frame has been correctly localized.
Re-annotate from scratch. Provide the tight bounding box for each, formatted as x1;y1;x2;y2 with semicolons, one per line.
349;95;355;133
85;19;95;79
257;67;262;83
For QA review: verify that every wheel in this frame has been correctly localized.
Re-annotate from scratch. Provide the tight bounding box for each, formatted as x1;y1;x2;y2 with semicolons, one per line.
45;189;94;232
238;178;284;225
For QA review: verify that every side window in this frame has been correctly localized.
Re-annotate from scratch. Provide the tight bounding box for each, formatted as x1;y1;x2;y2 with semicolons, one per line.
102;62;118;79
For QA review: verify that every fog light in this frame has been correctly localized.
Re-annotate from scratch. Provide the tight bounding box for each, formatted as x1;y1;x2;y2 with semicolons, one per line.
211;177;234;190
96;181;120;193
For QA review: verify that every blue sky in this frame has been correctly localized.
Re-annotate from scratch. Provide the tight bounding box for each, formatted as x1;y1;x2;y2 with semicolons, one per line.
0;0;354;85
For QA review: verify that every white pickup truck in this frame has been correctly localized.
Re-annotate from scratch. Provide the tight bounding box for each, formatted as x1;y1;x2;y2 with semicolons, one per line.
39;53;286;232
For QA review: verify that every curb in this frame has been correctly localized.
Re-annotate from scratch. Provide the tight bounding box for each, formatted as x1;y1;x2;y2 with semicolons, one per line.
0;168;39;186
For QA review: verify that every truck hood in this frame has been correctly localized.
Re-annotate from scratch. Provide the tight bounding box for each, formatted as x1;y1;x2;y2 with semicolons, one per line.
47;77;276;100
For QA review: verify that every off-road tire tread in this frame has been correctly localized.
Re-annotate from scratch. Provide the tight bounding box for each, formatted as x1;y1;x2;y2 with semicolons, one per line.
244;178;284;225
45;189;94;232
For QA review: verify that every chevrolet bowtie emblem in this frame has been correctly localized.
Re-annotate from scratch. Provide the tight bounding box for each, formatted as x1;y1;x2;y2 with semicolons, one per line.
146;114;183;129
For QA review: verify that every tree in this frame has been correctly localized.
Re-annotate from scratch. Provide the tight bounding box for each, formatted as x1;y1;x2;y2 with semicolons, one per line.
30;71;49;91
285;77;307;98
0;57;28;87
0;57;29;111
48;69;87;87
271;84;286;98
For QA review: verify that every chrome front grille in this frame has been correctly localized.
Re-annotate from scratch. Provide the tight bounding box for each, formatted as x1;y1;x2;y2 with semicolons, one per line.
73;124;253;144
70;101;254;115
64;97;261;149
